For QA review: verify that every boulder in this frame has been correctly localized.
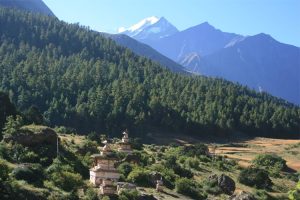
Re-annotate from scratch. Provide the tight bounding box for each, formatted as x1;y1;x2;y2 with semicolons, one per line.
208;174;235;195
3;125;57;146
117;182;136;193
229;191;256;200
218;174;235;195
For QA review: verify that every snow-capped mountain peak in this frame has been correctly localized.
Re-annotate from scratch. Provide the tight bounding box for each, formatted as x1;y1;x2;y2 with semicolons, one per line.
118;16;160;34
118;16;178;41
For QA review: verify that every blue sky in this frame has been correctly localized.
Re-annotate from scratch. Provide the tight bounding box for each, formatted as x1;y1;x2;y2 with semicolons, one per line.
43;0;300;47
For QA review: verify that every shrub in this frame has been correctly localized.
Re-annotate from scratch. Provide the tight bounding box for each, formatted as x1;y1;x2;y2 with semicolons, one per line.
198;155;211;163
127;168;151;187
130;138;143;150
182;143;209;157
21;150;39;163
84;188;99;200
54;126;75;134
47;158;83;191
118;189;139;200
148;164;177;189
213;158;237;172
0;159;9;181
238;167;272;189
118;162;133;178
132;151;154;166
173;165;193;178
50;170;83;191
202;177;222;195
175;178;206;199
164;155;193;178
12;164;44;186
165;155;177;168
87;131;100;143
185;157;200;170
288;181;300;200
252;154;287;176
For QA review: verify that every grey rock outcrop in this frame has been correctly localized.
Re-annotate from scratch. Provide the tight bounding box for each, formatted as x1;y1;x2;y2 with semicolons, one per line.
208;173;235;195
3;125;57;146
229;191;256;200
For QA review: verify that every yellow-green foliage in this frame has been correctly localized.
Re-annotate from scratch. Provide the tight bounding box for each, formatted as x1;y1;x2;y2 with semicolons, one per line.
21;125;50;133
289;181;300;200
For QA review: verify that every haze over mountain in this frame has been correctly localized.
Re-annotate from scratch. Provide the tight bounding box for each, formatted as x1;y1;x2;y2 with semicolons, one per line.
120;17;300;105
0;0;55;16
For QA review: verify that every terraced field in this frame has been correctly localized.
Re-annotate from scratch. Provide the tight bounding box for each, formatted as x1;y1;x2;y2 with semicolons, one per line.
211;138;300;171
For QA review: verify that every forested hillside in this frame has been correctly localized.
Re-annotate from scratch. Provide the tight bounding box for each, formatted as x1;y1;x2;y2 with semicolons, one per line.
0;0;55;16
0;8;299;138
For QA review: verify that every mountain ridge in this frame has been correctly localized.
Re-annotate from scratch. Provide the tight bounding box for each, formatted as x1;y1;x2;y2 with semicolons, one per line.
120;16;300;104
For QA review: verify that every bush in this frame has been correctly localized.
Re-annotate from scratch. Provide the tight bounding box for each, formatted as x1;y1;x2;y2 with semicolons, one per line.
185;157;200;170
47;158;83;191
130;138;143;150
0;159;10;181
127;168;151;187
213;158;237;171
148;164;177;189
87;131;100;143
84;188;99;200
288;181;300;200
173;165;193;178
252;154;287;176
118;162;133;178
50;170;83;191
175;178;206;199
5;143;40;163
182;143;209;157
54;126;76;134
12;164;44;186
164;155;193;178
118;189;139;200
238;167;272;189
202;177;222;195
198;155;211;163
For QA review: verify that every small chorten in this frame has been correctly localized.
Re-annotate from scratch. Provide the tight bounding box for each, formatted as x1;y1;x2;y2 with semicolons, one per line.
100;178;117;195
156;178;164;192
89;140;120;190
117;130;133;155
